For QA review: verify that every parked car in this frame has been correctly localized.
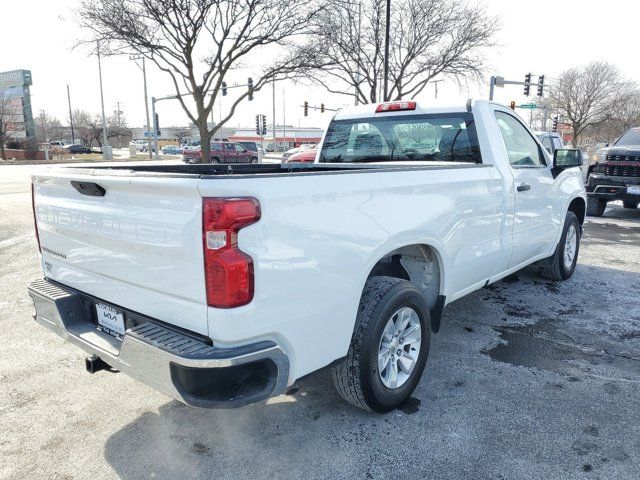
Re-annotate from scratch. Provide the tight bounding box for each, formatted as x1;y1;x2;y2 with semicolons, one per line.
64;144;93;154
285;148;317;163
161;145;184;155
586;127;640;216
29;100;585;412
49;141;67;147
130;140;147;152
237;141;265;162
282;143;317;162
182;141;259;164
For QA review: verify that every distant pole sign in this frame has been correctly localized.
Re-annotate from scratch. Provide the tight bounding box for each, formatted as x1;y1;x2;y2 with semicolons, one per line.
0;69;35;139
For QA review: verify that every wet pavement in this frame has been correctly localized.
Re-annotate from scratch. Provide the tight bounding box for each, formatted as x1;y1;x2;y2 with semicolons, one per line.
1;164;639;479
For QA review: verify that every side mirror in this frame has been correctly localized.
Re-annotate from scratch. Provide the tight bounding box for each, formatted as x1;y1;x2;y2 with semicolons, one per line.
554;148;583;168
552;149;583;178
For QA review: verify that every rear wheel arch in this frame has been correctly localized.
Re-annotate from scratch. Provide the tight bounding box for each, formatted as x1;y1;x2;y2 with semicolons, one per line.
366;244;443;307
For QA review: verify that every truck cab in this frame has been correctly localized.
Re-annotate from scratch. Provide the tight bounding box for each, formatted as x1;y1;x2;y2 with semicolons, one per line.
586;127;640;216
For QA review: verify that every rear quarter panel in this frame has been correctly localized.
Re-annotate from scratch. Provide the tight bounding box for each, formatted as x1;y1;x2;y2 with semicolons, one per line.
198;165;505;382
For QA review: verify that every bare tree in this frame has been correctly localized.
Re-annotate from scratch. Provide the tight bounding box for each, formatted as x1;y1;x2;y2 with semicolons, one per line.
585;92;640;144
170;127;191;145
77;0;325;162
307;0;498;103
107;112;132;147
35;112;65;144
72;109;103;147
0;91;24;160
547;61;635;147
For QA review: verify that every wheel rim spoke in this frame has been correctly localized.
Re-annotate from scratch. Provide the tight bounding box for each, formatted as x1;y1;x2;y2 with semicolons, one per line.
377;307;422;390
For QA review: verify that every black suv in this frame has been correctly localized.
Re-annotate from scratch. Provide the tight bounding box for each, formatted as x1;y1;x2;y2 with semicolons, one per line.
586;127;640;216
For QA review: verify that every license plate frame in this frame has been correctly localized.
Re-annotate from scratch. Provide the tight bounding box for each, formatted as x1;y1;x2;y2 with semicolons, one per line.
95;302;126;339
627;185;640;195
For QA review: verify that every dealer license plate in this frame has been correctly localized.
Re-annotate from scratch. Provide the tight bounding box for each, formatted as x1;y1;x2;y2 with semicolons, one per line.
95;303;125;338
627;185;640;195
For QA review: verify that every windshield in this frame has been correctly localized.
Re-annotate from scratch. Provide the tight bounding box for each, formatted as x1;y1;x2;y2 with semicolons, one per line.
319;113;481;163
615;128;640;147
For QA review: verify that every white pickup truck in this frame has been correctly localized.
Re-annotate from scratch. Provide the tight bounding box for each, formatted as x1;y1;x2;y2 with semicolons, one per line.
29;100;586;412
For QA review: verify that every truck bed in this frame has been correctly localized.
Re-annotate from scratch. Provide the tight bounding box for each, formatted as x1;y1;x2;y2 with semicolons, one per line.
55;161;483;178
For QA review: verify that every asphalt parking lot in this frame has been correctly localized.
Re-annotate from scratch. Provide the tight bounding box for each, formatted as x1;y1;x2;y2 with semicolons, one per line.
1;164;639;480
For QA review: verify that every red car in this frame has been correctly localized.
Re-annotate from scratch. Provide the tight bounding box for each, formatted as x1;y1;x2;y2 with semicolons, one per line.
183;141;259;164
285;149;317;163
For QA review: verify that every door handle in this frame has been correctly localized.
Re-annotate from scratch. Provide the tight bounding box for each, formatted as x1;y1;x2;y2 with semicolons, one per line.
516;183;531;192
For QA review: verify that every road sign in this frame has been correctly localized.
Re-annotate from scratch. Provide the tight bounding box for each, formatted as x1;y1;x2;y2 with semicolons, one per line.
518;103;537;109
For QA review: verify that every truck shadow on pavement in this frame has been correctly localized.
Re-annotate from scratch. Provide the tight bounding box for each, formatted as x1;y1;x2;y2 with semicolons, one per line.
103;262;640;480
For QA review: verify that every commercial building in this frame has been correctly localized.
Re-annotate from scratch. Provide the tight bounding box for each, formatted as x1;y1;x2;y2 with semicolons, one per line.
229;125;323;151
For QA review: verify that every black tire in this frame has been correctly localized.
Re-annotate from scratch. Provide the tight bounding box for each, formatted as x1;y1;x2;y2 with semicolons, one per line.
332;276;431;412
623;200;639;209
586;197;606;217
539;211;581;281
250;156;258;164
210;156;220;164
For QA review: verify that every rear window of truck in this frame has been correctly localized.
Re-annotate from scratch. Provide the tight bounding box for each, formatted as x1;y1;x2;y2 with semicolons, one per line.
319;113;481;163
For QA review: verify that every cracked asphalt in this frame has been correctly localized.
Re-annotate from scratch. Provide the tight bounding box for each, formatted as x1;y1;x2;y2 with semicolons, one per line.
1;164;639;479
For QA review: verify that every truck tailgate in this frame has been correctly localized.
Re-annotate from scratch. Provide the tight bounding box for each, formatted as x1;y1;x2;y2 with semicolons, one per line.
32;171;208;336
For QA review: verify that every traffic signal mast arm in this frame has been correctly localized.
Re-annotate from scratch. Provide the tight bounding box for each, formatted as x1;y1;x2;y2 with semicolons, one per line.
488;75;545;101
302;102;339;116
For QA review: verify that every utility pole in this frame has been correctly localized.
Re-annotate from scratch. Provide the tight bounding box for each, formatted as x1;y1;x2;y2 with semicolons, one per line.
282;89;286;152
130;56;153;159
96;41;111;160
151;97;159;159
114;101;123;148
40;110;49;161
383;0;391;102
432;79;444;99
66;85;75;144
355;0;362;106
272;80;276;150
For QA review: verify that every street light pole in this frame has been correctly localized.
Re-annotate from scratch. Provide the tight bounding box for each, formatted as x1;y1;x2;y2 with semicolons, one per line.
66;85;75;144
130;55;153;160
382;0;391;102
96;41;110;160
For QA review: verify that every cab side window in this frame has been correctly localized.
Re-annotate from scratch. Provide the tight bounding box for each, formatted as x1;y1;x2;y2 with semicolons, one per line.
235;144;246;153
495;111;545;167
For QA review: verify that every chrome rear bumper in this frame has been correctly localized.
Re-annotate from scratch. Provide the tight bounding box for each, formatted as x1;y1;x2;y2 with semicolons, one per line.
28;278;289;408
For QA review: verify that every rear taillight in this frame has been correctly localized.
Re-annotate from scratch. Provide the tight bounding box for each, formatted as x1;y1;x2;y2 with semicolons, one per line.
31;182;41;253
376;101;417;113
202;198;261;308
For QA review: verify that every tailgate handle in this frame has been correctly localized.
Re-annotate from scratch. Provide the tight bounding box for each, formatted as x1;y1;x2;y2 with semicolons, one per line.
71;181;106;197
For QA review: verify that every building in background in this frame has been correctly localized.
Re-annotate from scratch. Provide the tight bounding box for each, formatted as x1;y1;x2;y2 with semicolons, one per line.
0;69;35;140
230;125;323;151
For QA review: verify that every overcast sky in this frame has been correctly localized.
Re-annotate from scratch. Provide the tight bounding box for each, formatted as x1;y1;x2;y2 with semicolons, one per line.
1;0;637;132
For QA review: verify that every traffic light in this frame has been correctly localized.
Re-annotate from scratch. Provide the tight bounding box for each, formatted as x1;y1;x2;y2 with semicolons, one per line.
303;101;308;117
537;75;545;97
154;113;160;135
320;103;325;113
510;101;516;110
524;73;531;96
221;81;227;96
552;115;559;132
248;77;253;101
255;114;260;135
261;115;267;135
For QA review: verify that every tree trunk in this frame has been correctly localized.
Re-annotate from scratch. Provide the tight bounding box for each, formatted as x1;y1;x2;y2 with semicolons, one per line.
0;141;5;161
199;122;212;164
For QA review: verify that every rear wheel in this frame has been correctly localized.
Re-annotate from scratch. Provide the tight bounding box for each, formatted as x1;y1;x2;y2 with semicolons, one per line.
623;200;639;209
539;211;581;281
210;156;220;164
586;197;606;217
250;156;258;164
332;276;431;412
